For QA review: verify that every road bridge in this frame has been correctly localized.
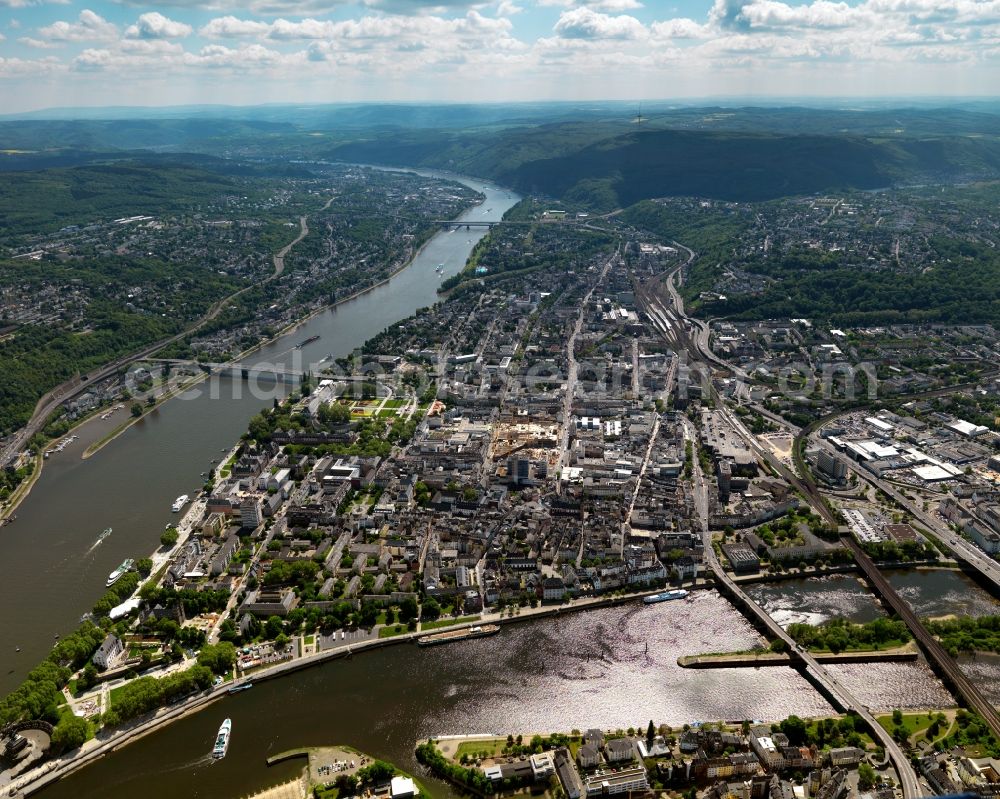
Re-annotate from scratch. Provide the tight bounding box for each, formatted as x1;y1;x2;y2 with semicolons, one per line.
145;359;308;384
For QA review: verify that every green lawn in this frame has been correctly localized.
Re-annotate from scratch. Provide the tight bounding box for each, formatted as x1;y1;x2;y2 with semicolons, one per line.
806;638;911;654
420;615;480;631
109;684;130;707
455;738;507;760
875;710;948;746
379;625;409;639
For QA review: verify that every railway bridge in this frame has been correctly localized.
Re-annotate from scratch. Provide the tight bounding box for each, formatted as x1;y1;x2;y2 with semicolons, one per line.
844;536;1000;739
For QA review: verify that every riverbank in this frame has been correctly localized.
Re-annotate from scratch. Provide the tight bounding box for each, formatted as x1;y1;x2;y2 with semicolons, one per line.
678;641;920;668
13;587;695;797
15;187;482;481
0;449;40;523
258;744;431;799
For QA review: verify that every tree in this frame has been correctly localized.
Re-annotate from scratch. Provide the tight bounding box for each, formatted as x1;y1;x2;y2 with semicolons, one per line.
51;715;92;752
197;642;236;675
421;598;441;621
646;720;656;746
160;528;179;547
77;662;98;692
858;761;877;790
779;715;808;746
136;558;154;577
357;760;395;785
130;402;143;417
319;402;352;426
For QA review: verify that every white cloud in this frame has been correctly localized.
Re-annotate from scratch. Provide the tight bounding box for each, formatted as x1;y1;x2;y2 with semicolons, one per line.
18;35;58;47
120;38;186;53
38;10;118;42
124;12;193;39
202;8;514;46
267;17;336;38
0;0;68;7
199;15;271;37
651;17;712;38
0;54;62;75
553;7;646;39
185;42;290;67
540;0;643;9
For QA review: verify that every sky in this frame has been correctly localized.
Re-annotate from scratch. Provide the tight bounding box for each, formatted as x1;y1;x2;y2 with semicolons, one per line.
1;0;1000;112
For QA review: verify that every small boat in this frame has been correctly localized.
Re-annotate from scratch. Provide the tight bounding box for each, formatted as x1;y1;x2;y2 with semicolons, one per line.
643;589;689;604
227;682;253;694
294;335;320;349
106;558;135;587
213;718;232;758
171;494;189;513
96;527;112;545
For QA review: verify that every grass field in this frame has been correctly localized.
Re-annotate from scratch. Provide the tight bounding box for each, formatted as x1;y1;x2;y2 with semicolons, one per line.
454;738;507;760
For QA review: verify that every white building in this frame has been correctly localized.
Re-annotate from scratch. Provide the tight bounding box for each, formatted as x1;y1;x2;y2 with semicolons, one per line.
92;633;125;670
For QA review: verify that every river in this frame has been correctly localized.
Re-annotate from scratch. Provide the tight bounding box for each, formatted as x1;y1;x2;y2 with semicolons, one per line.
0;169;519;694
40;595;843;799
744;568;1000;628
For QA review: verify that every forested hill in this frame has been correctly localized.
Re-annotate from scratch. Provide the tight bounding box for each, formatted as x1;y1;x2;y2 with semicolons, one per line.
500;130;893;206
320;124;1000;211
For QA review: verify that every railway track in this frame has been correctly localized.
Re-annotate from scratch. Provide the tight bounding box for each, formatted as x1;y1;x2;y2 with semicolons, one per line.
844;536;1000;739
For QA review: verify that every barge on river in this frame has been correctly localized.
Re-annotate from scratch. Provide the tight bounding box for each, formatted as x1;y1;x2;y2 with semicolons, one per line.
416;624;499;647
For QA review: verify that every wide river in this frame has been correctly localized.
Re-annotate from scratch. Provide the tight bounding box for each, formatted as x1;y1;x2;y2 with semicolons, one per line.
4;170;995;798
0;168;519;693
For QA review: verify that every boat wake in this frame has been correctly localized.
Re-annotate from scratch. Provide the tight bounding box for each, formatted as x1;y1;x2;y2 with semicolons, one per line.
85;529;112;554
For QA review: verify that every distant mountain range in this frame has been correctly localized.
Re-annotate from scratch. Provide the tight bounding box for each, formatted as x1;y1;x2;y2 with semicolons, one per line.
3;103;1000;207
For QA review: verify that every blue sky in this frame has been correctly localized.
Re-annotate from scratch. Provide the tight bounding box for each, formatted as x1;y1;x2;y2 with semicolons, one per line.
2;0;1000;112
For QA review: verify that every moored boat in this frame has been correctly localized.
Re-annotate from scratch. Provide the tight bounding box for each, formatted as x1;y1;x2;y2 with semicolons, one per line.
643;589;689;604
106;558;134;587
417;624;499;647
